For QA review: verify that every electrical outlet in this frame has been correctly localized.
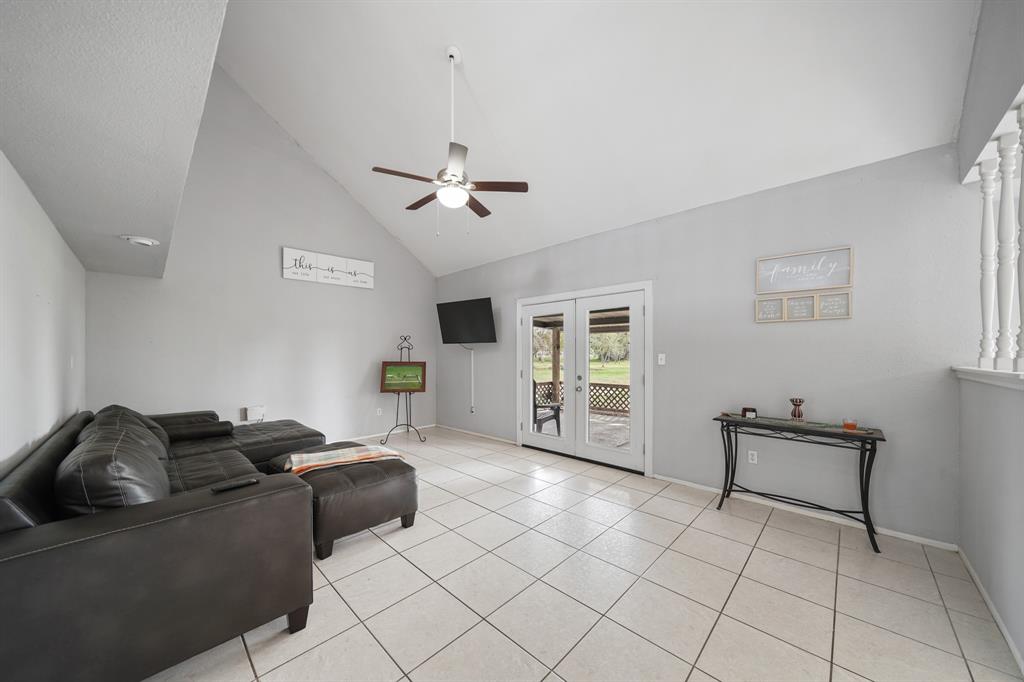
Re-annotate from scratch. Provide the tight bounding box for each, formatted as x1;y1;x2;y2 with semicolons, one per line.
376;408;383;416
657;353;666;366
747;450;758;464
244;405;266;422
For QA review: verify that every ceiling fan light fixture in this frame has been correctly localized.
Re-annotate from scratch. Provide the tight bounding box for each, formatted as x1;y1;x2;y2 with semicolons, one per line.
436;184;469;208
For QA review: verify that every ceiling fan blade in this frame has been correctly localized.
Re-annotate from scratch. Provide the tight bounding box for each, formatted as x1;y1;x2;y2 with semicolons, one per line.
446;142;468;179
466;194;491;218
372;167;435;183
471;181;529;193
406;192;438;210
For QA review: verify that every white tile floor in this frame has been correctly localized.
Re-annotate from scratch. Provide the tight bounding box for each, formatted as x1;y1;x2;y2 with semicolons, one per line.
150;427;1021;682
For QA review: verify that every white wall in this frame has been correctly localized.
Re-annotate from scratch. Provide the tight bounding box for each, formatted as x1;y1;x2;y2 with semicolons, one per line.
86;68;437;442
437;145;976;543
0;149;86;476
957;378;1023;670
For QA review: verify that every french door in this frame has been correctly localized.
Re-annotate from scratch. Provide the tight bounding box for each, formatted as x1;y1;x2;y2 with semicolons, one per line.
520;290;645;471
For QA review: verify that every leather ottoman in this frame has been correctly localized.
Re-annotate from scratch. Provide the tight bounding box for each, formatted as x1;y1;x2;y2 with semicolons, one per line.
269;441;418;560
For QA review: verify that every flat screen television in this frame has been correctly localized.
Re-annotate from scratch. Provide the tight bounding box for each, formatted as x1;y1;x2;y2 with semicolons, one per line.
436;297;497;344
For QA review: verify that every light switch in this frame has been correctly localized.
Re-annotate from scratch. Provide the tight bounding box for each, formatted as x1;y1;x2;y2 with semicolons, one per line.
657;353;666;366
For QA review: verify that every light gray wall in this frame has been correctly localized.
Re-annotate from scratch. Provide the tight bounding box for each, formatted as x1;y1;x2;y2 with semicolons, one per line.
957;379;1023;667
437;145;976;543
956;0;1024;179
86;68;437;442
0;149;86;476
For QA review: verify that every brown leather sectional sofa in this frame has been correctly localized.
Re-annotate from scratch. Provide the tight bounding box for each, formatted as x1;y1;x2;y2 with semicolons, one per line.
0;405;326;682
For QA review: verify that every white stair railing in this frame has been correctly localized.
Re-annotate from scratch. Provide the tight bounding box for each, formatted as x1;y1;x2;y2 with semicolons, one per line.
978;159;998;368
994;131;1020;370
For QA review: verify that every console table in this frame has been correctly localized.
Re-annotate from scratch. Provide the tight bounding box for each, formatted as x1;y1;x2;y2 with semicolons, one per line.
713;414;886;552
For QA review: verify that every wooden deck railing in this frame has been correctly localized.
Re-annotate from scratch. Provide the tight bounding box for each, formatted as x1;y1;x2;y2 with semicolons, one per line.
534;381;629;414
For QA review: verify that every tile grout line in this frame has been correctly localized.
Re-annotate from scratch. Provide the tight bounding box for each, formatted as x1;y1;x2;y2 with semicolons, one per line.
355;444;695;677
307;433;669;676
327;584;412;681
289;430;975;682
240;630;259;682
685;497;771;678
924;548;976;682
410;435;942;651
400;431;1015;674
829;507;840;682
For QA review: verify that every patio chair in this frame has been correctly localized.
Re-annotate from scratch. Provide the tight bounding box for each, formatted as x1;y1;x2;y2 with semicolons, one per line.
532;380;562;436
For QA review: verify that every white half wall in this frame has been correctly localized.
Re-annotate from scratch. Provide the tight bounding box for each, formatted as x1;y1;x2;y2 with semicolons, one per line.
0;149;86;475
957;377;1024;671
86;68;438;442
437;145;976;543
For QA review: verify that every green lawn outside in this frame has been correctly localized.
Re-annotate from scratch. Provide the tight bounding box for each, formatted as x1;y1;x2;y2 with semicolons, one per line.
533;359;630;385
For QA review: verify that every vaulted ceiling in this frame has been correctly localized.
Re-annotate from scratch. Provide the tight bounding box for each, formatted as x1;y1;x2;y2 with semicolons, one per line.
217;1;981;276
0;0;226;277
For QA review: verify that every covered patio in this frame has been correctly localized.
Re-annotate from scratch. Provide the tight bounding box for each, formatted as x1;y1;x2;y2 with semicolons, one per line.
531;309;631;449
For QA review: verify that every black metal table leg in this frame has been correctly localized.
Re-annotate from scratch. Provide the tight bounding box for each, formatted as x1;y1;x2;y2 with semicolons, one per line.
858;442;880;553
726;425;739;499
717;423;731;510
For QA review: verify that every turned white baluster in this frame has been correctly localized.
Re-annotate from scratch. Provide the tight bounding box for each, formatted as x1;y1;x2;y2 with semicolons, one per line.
978;159;999;367
994;131;1020;370
1017;108;1024;372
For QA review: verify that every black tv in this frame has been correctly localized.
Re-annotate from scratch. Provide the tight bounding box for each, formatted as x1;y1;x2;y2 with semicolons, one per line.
437;297;497;344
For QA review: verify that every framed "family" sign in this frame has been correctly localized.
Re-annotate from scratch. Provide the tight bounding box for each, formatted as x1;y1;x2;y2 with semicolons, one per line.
756;246;853;295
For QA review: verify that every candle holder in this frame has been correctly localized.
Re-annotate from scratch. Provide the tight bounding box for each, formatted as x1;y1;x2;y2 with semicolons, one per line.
789;398;805;421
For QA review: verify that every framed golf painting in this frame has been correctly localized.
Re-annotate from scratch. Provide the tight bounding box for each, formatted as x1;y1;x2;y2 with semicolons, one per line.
380;361;427;393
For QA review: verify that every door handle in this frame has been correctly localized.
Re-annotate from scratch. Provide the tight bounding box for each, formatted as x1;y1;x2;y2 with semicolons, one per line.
576;386;583;392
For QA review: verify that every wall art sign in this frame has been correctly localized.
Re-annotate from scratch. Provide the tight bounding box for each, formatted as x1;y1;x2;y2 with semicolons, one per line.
755;298;784;322
786;295;816;321
755;290;853;323
818;291;852;319
282;247;374;289
756;246;853;295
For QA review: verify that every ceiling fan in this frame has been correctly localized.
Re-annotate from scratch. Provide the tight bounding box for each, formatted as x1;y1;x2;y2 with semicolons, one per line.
372;46;528;218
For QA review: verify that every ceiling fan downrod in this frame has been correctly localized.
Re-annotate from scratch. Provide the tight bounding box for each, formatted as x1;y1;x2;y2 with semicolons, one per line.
446;46;461;144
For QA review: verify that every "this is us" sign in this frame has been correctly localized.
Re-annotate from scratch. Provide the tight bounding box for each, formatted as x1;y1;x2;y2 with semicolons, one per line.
282;247;374;289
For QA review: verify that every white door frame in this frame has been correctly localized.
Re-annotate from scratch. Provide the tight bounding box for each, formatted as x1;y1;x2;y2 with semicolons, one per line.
515;281;654;476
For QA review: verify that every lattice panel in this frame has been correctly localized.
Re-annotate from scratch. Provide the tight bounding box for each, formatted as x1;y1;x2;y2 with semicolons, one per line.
589;382;630;414
534;381;628;414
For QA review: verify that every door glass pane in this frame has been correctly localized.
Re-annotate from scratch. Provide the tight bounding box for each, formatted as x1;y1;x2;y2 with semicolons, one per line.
531;314;564;437
587;307;630;448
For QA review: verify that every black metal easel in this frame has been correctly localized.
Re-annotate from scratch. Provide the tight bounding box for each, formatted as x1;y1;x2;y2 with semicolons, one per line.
381;336;427;445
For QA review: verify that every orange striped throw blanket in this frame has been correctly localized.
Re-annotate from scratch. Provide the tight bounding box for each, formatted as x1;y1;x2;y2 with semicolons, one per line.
282;445;404;475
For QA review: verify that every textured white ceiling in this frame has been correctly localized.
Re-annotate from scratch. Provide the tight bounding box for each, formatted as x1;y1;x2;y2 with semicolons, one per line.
217;1;979;276
0;0;226;277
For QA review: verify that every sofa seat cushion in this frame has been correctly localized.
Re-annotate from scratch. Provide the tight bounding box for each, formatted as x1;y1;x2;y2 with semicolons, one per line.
164;450;262;494
169;420;325;469
231;420;325;465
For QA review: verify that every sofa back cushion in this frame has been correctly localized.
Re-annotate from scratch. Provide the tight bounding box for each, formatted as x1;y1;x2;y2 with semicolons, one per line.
78;404;171;453
55;410;171;515
0;412;94;534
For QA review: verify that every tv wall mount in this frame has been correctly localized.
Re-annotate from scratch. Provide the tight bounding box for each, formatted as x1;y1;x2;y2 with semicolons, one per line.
381;335;427;446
